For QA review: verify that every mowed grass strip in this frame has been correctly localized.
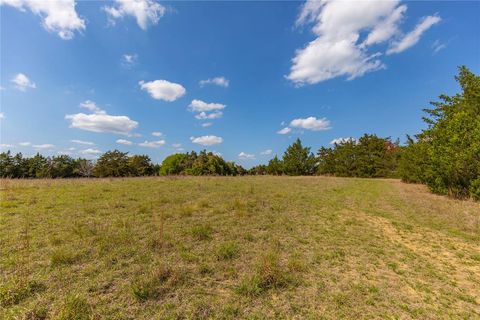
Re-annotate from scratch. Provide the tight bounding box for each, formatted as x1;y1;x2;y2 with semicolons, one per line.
0;176;479;319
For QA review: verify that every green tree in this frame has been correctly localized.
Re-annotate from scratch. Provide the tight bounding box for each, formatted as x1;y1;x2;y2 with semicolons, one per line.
282;139;316;176
159;153;189;175
94;150;131;177
266;155;283;175
128;155;154;176
402;66;480;199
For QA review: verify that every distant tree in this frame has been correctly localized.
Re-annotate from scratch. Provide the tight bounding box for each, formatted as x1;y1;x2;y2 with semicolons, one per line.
249;165;267;175
159;153;189;175
94;150;130;177
49;155;76;178
282;139;316;176
266;155;283;175
128;155;154;176
317;135;399;178
75;159;95;177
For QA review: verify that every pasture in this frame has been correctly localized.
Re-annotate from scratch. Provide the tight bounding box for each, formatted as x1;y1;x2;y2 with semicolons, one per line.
1;177;479;319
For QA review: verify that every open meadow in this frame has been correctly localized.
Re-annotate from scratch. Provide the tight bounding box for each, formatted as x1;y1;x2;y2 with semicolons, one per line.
1;176;479;319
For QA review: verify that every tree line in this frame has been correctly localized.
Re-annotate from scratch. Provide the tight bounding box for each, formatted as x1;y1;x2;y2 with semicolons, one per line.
1;67;478;199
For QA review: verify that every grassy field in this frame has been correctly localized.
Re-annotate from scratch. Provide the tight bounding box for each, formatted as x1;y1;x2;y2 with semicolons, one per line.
1;177;479;319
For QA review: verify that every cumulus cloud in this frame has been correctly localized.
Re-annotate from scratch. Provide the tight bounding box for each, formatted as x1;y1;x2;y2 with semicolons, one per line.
11;73;36;91
70;139;94;145
19;142;31;146
104;0;165;30
190;135;223;146
66;100;138;135
151;131;162;137
290;116;331;131
288;0;440;85
79;148;102;155
138;140;166;148
277;127;292;135
199;76;229;88
33;144;54;150
330;137;356;145
238;152;255;160
189;99;226;112
116;139;133;145
139;80;186;102
387;15;441;54
261;149;273;155
1;0;85;39
195;111;223;120
201;122;213;128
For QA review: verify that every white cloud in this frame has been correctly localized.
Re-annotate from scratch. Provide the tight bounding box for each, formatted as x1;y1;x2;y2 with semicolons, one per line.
139;80;186;102
288;0;440;85
79;100;101;113
190;135;223;146
11;73;36;91
19;142;31;146
151;131;162;137
290;117;331;131
122;53;138;67
104;0;165;30
0;143;13;149
195;111;223;120
172;143;182;148
0;112;4;119
70;139;94;146
1;0;85;39
238;152;255;160
33;144;54;150
330;137;356;145
57;150;73;155
79;148;102;155
387;15;441;55
66;101;138;135
201;122;213;128
260;149;273;155
138;140;166;148
432;39;446;54
277;127;291;135
189;99;226;112
199;76;229;88
116;139;133;145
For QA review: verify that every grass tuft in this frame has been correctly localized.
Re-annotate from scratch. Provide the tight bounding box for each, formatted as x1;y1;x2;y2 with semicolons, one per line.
190;225;213;241
216;241;240;260
57;294;92;320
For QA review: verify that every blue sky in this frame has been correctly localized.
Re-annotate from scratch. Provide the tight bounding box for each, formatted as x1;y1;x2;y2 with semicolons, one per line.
1;0;479;167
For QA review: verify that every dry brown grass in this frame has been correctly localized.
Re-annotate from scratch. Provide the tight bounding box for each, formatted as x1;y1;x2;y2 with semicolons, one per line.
0;176;479;319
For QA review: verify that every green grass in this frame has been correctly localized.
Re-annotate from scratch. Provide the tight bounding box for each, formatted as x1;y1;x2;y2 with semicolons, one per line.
1;176;479;319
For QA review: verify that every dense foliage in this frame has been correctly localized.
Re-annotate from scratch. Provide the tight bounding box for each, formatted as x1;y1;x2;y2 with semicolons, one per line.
398;66;480;200
0;149;244;178
159;150;246;176
317;134;400;178
0;150;157;178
